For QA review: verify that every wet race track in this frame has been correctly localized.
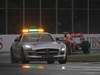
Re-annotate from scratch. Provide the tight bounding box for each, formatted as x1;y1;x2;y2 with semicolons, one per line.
0;52;100;75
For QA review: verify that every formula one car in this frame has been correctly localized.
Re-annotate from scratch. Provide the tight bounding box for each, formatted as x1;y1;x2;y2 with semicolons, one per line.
64;32;90;54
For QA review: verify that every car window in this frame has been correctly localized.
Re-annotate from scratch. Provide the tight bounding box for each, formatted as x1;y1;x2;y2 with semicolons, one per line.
21;33;54;42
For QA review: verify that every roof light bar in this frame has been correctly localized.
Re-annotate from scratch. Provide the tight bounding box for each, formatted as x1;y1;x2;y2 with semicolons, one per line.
29;29;37;32
22;29;28;33
22;28;44;33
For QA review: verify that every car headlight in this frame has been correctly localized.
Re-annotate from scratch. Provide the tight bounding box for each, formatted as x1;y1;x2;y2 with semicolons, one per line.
24;45;31;48
61;48;66;51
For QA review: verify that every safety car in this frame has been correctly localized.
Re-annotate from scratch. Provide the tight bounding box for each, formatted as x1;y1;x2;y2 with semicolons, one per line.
10;28;67;64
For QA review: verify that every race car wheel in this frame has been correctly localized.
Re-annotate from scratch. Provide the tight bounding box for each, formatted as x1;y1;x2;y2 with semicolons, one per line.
47;60;55;64
81;47;90;54
10;48;18;63
81;40;90;54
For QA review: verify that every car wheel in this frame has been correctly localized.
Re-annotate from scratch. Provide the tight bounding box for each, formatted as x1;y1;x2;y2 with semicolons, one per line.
82;47;90;54
19;48;29;64
10;48;18;63
58;58;67;64
58;55;67;64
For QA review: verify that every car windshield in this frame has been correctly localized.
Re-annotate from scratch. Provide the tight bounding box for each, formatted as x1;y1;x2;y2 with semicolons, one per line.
21;33;54;42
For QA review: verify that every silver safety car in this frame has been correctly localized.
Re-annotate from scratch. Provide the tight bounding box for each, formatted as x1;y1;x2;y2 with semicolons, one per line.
10;31;67;64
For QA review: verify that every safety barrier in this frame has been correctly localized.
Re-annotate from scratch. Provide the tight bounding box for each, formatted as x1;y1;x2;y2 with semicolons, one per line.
0;34;100;52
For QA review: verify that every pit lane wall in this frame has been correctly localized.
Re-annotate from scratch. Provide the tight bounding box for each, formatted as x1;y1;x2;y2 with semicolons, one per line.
0;35;18;52
84;34;100;49
0;34;100;52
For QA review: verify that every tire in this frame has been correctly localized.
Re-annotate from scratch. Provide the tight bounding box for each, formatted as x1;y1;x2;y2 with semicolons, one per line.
19;48;29;64
82;47;90;54
58;53;67;64
47;60;55;64
58;56;67;64
10;48;18;63
81;41;90;54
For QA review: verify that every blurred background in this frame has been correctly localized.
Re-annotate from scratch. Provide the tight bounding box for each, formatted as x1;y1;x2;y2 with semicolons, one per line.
0;0;100;34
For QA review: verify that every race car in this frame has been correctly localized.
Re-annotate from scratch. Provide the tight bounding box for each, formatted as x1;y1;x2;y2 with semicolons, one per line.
71;32;84;51
64;32;90;54
10;28;67;64
71;32;90;53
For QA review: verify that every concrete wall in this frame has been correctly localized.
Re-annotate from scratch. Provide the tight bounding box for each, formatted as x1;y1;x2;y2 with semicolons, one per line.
0;34;100;52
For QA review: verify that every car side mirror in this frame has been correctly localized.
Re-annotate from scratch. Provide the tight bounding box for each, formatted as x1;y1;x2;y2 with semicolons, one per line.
14;38;20;42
